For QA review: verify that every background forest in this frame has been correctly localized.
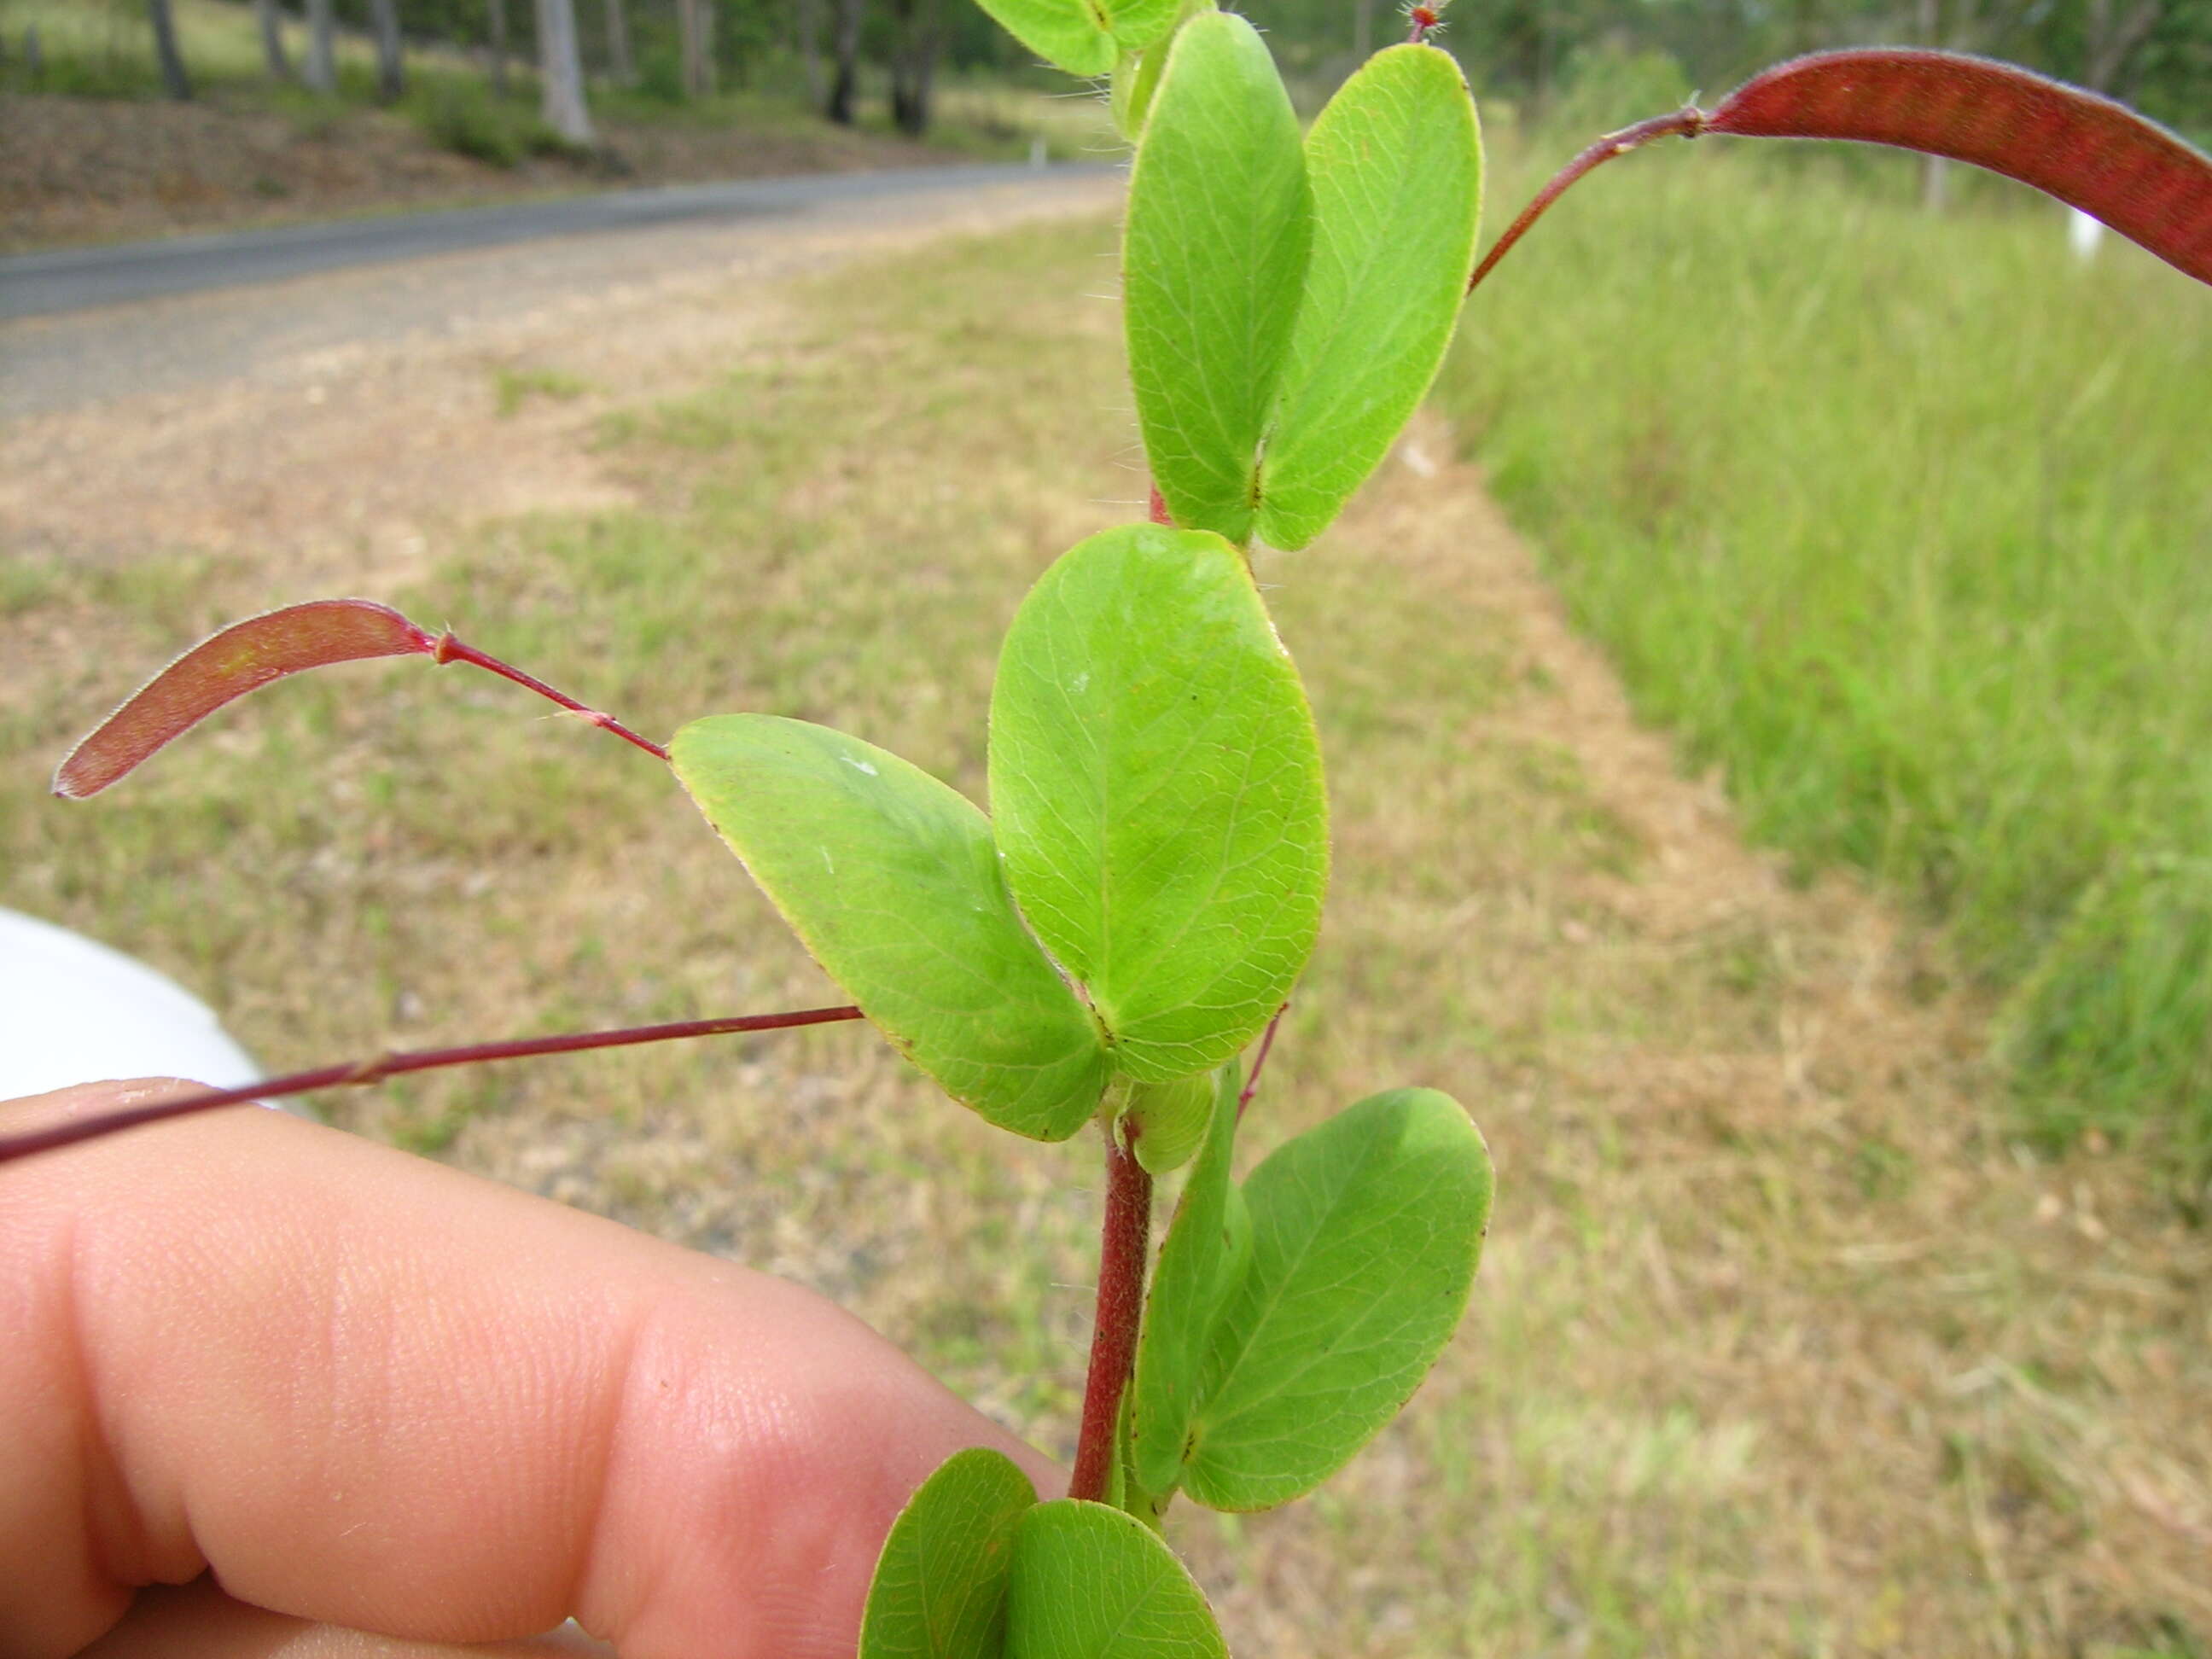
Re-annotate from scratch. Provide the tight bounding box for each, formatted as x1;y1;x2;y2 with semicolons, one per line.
9;0;2208;150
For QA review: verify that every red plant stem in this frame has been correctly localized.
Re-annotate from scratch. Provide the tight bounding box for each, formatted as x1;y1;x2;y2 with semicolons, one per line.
1146;484;1173;527
1069;1126;1155;1503
0;1005;864;1167
1236;1003;1287;1121
434;632;670;762
1467;107;1707;294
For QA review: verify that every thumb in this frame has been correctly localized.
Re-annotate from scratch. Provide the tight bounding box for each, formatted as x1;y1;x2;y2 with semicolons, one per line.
2;1082;1057;1659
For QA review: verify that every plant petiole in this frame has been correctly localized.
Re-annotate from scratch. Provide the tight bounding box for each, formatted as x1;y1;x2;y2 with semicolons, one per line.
431;630;670;762
0;1004;864;1165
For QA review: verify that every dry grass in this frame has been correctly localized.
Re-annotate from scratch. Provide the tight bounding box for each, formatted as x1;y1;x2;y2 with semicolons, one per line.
2;213;2207;1656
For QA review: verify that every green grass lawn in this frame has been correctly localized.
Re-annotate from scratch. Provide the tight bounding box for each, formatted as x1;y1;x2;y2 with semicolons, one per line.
1438;133;2212;1182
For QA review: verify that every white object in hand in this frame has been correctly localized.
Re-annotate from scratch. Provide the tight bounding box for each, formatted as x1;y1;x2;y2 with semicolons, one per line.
0;907;263;1102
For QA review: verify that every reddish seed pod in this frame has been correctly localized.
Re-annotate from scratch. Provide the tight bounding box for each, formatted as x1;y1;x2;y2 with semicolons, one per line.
1469;49;2212;294
52;599;436;800
1708;50;2212;287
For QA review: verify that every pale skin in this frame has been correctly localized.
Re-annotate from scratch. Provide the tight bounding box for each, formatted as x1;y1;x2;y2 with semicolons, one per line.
1;1082;1057;1659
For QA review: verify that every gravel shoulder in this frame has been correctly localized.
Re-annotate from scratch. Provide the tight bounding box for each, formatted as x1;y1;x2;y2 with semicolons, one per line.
0;167;1122;595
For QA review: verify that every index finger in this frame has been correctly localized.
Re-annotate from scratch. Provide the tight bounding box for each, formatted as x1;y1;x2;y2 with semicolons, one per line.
0;1083;1056;1659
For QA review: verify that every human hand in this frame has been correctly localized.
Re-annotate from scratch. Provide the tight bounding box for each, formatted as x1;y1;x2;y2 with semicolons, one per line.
1;1081;1055;1659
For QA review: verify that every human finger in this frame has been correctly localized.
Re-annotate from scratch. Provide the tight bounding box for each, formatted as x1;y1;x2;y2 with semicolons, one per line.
1;1081;1057;1659
78;1575;613;1658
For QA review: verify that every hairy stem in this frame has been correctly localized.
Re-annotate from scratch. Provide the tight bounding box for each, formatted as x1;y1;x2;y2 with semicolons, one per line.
1467;107;1706;294
0;1005;864;1166
1236;1002;1287;1120
433;632;670;761
1069;1125;1155;1503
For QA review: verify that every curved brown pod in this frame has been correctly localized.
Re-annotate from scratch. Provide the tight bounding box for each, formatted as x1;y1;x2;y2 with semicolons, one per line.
1708;49;2212;287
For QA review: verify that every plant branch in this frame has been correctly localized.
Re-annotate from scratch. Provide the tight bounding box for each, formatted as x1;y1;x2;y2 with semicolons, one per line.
0;1004;864;1167
434;632;670;762
1069;1123;1155;1502
1236;1003;1287;1120
1468;107;1706;294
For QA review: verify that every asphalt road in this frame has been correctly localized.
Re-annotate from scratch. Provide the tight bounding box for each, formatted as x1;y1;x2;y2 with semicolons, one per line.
0;162;1121;421
0;161;1108;322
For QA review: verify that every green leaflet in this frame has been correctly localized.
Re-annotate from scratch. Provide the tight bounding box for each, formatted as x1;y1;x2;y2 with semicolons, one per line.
1254;44;1484;550
860;1448;1036;1659
1123;11;1310;543
671;715;1109;1142
973;0;1184;79
1109;0;1217;138
1121;1070;1214;1175
1128;1066;1242;1495
969;0;1111;78
988;524;1328;1082
1182;1088;1493;1511
1005;1501;1227;1659
1103;0;1185;54
1108;43;1162;140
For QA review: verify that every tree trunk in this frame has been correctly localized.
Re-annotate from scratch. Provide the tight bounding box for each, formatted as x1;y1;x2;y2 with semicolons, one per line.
887;0;939;137
678;0;715;98
2083;0;2163;93
797;0;825;108
827;0;863;124
148;0;192;99
486;0;508;96
535;0;597;144
602;0;633;85
368;0;405;102
305;0;335;91
255;0;292;78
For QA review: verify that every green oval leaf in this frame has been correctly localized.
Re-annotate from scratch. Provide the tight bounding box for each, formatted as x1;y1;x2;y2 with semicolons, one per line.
671;715;1109;1141
861;1447;1037;1659
974;0;1185;80
988;525;1328;1082
1182;1087;1493;1511
1005;1500;1227;1659
1103;0;1185;55
1128;1065;1242;1495
973;0;1115;77
1108;0;1218;137
1122;1070;1214;1175
1124;11;1310;544
1254;44;1483;550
